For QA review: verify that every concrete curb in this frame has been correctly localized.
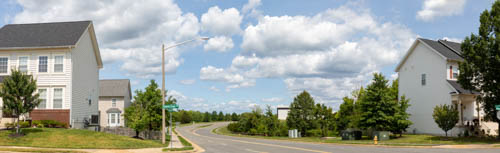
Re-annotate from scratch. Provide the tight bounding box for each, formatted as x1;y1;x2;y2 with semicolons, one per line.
175;128;205;153
211;125;500;149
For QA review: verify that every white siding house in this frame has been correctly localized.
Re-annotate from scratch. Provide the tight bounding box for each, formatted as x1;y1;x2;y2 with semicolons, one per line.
98;79;132;128
0;21;103;130
396;38;498;136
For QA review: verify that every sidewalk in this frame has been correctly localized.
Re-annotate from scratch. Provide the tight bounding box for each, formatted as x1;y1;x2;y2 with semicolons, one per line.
168;129;184;149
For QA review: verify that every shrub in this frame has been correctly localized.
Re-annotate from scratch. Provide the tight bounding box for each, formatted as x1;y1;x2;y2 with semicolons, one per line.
32;120;67;128
306;129;322;137
227;122;240;133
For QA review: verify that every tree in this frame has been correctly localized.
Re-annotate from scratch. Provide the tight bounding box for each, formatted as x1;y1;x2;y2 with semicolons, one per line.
203;112;211;122
211;111;218;121
391;96;412;137
359;73;396;131
432;104;459;137
458;1;500;138
125;80;176;131
180;111;192;124
315;103;334;137
0;69;40;134
336;88;363;131
287;90;316;136
124;103;147;138
231;112;239;121
218;111;224;121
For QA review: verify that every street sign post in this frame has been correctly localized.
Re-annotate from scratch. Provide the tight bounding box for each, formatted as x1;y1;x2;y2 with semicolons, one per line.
163;104;179;110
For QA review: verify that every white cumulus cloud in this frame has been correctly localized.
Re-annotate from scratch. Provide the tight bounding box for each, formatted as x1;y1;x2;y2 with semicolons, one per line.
417;0;467;21
203;36;234;52
201;6;243;36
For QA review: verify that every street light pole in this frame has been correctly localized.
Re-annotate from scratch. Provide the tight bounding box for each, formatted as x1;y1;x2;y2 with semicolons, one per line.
161;37;209;145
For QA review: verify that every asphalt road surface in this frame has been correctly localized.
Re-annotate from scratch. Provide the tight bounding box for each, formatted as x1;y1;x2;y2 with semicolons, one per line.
176;122;500;153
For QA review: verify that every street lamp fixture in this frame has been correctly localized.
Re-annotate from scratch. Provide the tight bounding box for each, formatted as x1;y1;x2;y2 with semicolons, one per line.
161;37;209;145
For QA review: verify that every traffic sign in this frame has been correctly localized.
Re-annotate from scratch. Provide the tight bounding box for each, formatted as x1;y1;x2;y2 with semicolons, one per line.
163;104;179;109
496;105;500;110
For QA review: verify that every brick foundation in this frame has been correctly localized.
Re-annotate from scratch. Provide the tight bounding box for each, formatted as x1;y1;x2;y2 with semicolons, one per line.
30;109;70;126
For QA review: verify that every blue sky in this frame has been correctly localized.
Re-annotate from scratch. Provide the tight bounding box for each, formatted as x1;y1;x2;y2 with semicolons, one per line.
0;0;495;113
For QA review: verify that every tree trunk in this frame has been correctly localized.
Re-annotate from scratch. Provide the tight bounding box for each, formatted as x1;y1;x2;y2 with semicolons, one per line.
135;130;139;137
445;131;448;137
16;118;20;134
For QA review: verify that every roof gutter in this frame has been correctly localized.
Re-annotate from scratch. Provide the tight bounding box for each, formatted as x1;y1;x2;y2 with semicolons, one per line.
0;45;75;51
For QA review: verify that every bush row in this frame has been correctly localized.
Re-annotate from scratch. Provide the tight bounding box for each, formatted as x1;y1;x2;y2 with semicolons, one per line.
5;120;67;129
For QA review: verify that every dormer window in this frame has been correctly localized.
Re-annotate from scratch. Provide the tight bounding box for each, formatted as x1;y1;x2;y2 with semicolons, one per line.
449;65;459;79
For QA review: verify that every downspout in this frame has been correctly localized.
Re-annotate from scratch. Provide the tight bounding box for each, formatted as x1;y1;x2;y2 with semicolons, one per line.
68;46;73;128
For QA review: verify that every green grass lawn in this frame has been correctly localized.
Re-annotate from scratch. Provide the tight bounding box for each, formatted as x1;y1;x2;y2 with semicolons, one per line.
215;126;500;146
0;128;169;149
0;148;86;153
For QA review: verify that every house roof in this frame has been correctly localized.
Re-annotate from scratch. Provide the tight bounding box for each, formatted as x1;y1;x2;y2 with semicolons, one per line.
0;21;103;68
0;21;91;48
395;38;463;72
447;80;480;95
99;79;132;98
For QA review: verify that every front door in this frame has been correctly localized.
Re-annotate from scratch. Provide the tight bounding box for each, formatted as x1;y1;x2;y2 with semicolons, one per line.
108;113;120;127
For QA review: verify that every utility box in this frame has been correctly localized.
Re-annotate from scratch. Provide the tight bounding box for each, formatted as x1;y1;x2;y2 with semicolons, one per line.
341;129;362;140
288;129;300;138
373;131;390;141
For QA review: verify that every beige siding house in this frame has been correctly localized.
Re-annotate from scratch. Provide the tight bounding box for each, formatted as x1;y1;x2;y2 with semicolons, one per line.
0;21;103;130
99;79;131;128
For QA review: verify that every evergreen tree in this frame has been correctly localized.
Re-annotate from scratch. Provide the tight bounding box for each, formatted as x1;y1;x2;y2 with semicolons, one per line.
0;69;40;134
203;112;211;122
287;90;316;136
458;1;500;137
391;96;412;137
359;73;396;131
218;111;224;121
231;112;239;121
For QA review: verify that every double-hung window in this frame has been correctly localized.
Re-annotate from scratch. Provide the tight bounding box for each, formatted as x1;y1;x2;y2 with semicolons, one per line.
54;55;63;72
421;74;426;86
38;89;47;109
38;56;48;73
0;57;8;74
53;88;63;109
112;98;116;107
18;56;28;73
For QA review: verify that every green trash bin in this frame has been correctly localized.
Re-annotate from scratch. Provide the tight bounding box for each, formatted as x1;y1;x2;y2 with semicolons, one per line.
341;129;362;140
373;131;390;141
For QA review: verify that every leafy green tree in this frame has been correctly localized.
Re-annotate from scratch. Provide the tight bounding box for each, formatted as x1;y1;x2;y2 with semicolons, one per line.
432;104;459;137
203;112;211;122
180;110;192;124
124;103;147;137
315;103;334;137
211;111;218;121
359;73;396;131
231;112;239;121
126;80;176;131
218;111;224;121
0;69;40;134
287;91;316;136
458;1;500;137
391;96;412;137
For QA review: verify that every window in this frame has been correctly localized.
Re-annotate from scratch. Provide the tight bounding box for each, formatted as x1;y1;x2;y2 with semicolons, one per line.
421;74;426;86
54;55;63;72
108;113;120;126
112;98;116;107
452;67;459;79
38;56;48;72
38;89;47;109
18;56;28;73
0;57;8;74
53;88;63;109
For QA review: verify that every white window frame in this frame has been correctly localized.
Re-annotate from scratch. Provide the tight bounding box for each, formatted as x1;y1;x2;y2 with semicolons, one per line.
17;56;29;73
108;113;120;127
37;88;48;109
0;56;10;75
112;98;117;107
53;54;64;73
52;88;64;109
37;55;49;73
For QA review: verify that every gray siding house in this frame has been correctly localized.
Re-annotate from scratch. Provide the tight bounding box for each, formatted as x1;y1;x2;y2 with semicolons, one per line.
0;21;103;130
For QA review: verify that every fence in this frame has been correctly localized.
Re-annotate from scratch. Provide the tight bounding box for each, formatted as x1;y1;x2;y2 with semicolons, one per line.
101;127;162;140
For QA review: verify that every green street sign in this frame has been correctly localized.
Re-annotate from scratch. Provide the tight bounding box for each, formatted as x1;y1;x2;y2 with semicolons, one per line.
163;104;179;109
496;105;500;110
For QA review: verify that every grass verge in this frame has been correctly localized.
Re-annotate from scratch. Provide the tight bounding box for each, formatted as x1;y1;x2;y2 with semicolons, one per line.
196;124;212;129
0;128;169;149
214;126;500;146
163;129;194;152
0;148;86;153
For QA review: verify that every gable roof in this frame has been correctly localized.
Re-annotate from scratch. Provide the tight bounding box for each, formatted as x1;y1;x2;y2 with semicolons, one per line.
0;21;91;48
395;38;463;72
99;79;132;98
447;80;480;95
0;21;103;68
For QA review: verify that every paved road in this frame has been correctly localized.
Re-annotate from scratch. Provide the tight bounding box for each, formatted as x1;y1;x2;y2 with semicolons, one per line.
176;122;500;153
